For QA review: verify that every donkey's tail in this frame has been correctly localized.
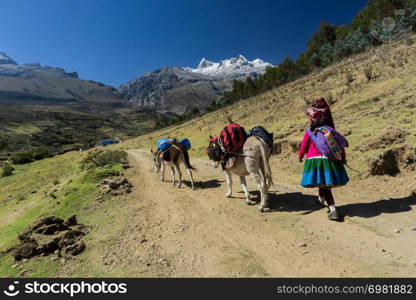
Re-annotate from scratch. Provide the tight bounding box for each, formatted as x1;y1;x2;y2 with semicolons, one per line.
181;150;196;170
259;139;273;187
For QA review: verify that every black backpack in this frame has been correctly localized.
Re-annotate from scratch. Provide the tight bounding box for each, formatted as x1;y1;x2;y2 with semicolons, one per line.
247;126;273;149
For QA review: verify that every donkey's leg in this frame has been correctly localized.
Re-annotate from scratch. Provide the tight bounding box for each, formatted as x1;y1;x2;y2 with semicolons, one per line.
160;161;165;182
170;165;176;186
174;163;182;188
225;170;233;197
246;158;268;212
239;176;253;205
186;168;195;190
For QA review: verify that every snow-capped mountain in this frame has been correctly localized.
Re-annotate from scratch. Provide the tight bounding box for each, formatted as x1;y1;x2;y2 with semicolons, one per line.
184;55;272;78
0;52;17;65
119;55;273;114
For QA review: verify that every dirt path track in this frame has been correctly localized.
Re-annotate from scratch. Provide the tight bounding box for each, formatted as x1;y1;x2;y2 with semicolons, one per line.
104;149;416;277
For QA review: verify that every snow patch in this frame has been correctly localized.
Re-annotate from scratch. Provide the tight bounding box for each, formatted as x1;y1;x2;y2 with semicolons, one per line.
185;55;272;78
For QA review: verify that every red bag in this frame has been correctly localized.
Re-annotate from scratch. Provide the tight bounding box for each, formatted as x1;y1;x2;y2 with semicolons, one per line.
220;123;247;152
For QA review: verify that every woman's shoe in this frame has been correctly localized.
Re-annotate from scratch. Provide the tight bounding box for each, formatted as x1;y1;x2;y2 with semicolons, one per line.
328;210;340;220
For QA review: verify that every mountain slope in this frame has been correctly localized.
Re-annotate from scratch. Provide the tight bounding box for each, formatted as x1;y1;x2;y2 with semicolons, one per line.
118;56;272;115
0;53;159;155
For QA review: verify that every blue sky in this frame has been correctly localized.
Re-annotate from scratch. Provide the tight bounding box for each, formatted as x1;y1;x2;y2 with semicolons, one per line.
0;0;366;86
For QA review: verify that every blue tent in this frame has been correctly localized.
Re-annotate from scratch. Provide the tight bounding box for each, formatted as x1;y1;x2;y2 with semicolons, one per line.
102;139;120;146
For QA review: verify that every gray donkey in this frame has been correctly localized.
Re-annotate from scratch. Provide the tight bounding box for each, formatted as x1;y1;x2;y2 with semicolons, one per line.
206;135;273;212
151;143;195;190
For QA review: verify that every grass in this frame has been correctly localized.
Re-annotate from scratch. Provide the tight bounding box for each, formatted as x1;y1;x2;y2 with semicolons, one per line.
0;150;125;277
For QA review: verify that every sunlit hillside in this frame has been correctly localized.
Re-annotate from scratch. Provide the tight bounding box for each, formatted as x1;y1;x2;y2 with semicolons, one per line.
118;35;416;184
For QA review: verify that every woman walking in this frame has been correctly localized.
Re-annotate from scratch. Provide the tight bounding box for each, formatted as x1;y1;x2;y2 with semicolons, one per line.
299;98;349;220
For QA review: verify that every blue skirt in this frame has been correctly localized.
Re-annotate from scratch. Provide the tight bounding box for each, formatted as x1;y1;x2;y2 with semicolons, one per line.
301;157;349;188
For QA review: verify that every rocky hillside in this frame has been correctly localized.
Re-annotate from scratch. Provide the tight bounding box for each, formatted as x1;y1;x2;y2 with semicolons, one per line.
0;53;159;156
0;52;123;105
118;56;272;115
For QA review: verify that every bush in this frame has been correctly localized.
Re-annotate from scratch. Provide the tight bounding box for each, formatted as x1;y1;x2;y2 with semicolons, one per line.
11;151;34;164
32;147;52;160
1;164;14;177
80;150;128;170
11;147;52;165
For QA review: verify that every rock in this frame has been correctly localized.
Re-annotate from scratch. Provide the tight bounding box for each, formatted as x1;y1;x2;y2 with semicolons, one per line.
411;225;416;231
65;241;85;256
13;243;38;261
64;215;78;227
298;243;307;247
158;258;168;265
11;263;20;269
394;229;401;233
34;223;68;235
31;190;37;194
368;150;400;176
13;215;88;261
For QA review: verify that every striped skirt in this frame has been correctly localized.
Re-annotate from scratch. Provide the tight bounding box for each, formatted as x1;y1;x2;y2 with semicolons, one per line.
301;156;349;188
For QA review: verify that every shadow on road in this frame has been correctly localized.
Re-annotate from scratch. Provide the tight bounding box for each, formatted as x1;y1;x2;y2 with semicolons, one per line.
182;179;223;189
338;194;416;218
245;191;323;214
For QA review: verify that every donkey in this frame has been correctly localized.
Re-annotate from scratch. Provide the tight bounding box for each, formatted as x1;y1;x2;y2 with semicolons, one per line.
206;135;273;211
151;143;195;190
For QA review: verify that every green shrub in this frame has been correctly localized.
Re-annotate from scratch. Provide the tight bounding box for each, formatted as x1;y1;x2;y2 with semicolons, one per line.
32;147;52;160
11;151;34;164
85;167;120;181
11;147;52;164
80;150;128;170
1;164;14;177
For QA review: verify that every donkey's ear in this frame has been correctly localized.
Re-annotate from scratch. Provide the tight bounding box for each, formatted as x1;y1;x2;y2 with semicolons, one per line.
150;149;154;154
209;135;213;141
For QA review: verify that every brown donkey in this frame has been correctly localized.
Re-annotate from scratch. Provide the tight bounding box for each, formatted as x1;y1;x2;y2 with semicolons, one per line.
151;143;195;190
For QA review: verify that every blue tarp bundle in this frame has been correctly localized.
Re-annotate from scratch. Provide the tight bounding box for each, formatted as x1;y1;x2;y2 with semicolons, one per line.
178;138;191;150
156;138;173;151
156;138;191;151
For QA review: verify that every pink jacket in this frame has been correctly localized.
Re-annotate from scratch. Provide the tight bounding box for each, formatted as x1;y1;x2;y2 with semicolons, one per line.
299;131;346;160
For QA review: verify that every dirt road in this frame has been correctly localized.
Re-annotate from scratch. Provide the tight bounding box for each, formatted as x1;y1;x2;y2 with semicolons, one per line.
98;149;416;277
